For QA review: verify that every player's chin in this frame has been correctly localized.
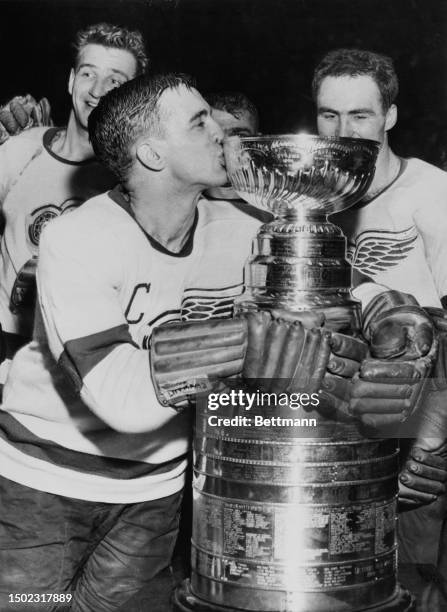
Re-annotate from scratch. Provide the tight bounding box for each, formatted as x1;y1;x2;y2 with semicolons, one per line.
208;169;229;188
219;165;229;182
82;104;97;124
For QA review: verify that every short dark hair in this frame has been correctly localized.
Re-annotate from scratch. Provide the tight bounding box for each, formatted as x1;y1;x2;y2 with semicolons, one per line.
312;48;398;111
73;22;149;76
89;72;195;181
205;91;259;132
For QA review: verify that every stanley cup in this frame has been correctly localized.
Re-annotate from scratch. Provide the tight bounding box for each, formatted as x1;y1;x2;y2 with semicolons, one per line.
223;134;380;330
173;136;415;612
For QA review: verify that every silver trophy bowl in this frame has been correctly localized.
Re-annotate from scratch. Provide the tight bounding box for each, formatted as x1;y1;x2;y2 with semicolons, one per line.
223;134;380;330
224;134;379;218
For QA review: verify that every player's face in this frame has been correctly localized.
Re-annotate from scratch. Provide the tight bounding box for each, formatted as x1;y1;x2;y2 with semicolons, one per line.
158;86;227;189
69;44;137;130
211;108;257;138
316;75;395;143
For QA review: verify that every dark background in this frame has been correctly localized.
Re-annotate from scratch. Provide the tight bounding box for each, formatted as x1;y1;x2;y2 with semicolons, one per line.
1;0;446;166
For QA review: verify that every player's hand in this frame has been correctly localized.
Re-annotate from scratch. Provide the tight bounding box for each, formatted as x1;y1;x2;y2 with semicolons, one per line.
363;290;436;360
242;309;330;394
0;94;52;144
350;290;437;434
150;318;247;408
241;309;368;421
349;357;432;434
399;441;447;508
318;332;369;420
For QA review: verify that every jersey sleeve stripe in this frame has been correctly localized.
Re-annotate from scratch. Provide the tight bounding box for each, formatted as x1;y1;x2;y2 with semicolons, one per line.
61;323;139;383
0;411;186;479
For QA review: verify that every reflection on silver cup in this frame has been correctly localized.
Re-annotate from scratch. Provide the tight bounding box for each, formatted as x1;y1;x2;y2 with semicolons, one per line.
224;135;380;332
224;134;378;217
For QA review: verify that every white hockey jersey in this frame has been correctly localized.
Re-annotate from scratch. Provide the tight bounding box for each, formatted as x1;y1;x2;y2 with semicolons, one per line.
0;127;115;342
332;158;447;308
0;189;262;503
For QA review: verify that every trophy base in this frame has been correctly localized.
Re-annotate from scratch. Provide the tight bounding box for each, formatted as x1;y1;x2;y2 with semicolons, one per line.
172;580;415;612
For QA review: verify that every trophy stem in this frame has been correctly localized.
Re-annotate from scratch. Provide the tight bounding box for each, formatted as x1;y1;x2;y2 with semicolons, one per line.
236;212;361;332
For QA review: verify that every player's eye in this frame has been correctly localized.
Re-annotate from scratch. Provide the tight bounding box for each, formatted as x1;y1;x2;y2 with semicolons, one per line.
321;112;336;120
110;77;125;87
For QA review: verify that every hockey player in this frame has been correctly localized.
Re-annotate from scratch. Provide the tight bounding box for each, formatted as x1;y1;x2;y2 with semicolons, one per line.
0;22;148;377
313;48;447;607
0;72;268;612
313;48;447;309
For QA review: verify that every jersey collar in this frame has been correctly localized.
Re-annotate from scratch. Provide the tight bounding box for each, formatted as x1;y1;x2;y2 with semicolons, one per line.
108;185;199;258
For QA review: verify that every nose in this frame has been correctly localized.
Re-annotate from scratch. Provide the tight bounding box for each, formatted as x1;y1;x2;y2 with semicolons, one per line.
210;117;224;144
336;117;359;139
89;77;108;100
336;117;348;138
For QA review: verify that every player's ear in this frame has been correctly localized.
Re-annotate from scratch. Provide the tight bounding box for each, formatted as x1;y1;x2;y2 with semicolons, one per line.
385;104;397;132
136;138;165;172
68;69;75;96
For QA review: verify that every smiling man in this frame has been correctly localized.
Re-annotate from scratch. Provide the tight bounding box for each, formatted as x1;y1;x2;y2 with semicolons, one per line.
0;23;148;373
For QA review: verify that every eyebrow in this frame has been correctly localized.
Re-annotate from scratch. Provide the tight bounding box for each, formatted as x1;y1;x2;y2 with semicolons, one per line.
318;106;375;115
189;109;209;124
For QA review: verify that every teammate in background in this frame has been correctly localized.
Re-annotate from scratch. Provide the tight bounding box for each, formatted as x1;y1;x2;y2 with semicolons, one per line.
205;91;259;202
313;48;447;309
0;22;148;375
312;48;447;608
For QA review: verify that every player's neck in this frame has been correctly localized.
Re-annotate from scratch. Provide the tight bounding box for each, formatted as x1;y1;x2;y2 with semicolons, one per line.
128;181;201;253
51;113;94;162
365;145;401;201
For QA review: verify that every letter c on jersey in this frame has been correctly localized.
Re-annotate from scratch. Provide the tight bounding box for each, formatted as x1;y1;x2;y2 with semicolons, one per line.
125;283;151;324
